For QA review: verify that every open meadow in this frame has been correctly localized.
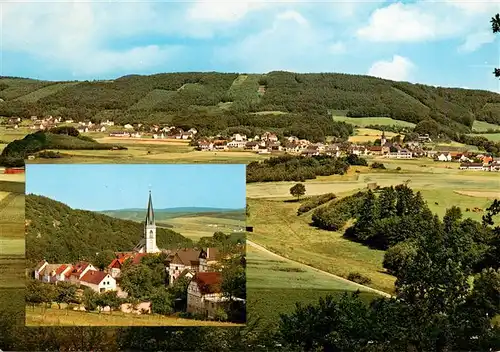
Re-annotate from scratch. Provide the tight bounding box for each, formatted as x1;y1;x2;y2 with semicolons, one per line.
158;216;245;240
26;306;244;327
348;128;398;143
472;120;500;132
331;116;416;128
246;244;381;327
0;171;25;289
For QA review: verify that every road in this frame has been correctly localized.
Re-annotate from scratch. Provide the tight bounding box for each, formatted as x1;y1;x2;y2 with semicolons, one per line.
246;239;392;298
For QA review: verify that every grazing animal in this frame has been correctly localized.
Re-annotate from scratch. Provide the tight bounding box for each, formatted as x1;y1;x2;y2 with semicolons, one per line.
466;208;470;212
435;202;439;205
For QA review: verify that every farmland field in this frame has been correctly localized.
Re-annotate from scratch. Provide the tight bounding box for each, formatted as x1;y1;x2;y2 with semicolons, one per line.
158;216;245;240
332;116;416;128
26;306;243;326
348;128;398;143
246;244;381;327
470;133;500;142
0;175;25;289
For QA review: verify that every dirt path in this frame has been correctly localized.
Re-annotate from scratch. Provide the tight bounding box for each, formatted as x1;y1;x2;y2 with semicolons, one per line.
246;239;392;298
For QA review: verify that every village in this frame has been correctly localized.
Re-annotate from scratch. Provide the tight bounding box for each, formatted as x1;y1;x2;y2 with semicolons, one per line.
29;191;245;321
2;115;500;171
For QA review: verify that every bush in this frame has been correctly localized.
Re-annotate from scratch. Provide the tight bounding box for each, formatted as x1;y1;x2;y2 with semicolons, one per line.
396;167;401;171
297;193;336;215
347;272;371;285
371;162;386;169
37;150;62;159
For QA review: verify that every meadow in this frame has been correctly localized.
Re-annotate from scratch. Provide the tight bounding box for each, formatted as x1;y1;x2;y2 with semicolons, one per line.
472;120;500;132
470;133;500;142
0;172;25;289
246;156;500;296
158;216;245;240
26;306;243;327
348;128;398;143
331;116;416;128
245;244;381;327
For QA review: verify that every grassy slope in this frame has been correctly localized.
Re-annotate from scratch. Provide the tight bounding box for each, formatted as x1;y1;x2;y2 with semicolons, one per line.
332;116;416;128
472;120;500;132
15;82;79;103
246;245;380;327
26;306;243;327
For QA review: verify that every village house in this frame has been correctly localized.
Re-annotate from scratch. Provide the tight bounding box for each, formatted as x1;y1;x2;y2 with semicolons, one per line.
367;146;388;156
35;261;74;283
198;141;214;151
166;248;203;285
78;126;89;133
124;124;134;129
65;119;74;123
89;125;107;133
186;272;224;319
79;270;117;293
213;140;228;150
417;134;432;143
199;248;220;272
244;141;260;151
101;119;115;126
227;140;247;149
386;149;412;159
287;136;299;143
459;163;486;171
109;131;130;137
436;153;452;162
231;133;247;142
68;262;97;284
261;132;278;142
283;141;302;154
302;147;320;157
488;161;500;171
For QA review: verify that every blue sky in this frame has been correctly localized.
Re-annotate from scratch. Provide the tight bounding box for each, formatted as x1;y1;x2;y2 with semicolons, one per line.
25;164;246;211
1;0;499;92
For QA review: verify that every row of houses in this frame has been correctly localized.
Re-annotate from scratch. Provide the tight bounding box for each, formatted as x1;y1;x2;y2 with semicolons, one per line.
460;161;500;171
108;127;197;140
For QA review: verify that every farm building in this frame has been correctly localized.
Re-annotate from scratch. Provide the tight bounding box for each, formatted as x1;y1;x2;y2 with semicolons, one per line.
459;163;486;171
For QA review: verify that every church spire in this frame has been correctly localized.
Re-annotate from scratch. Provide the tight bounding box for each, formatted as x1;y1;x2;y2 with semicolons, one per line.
146;190;154;225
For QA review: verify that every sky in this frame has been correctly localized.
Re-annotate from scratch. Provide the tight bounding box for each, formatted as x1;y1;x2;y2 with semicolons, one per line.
25;164;246;211
1;0;499;92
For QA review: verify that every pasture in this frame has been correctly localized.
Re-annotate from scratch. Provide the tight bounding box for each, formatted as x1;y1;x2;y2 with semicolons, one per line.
332;116;416;128
472;120;500;132
470;133;500;142
348;128;398;143
246;244;381;327
26;306;243;326
159;216;245;240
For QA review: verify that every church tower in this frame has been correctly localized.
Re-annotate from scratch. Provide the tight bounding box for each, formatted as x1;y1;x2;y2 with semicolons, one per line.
144;191;159;253
381;131;387;146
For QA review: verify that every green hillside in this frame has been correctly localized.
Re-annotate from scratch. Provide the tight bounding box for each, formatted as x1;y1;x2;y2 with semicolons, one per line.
25;194;193;266
1;72;499;138
100;208;246;222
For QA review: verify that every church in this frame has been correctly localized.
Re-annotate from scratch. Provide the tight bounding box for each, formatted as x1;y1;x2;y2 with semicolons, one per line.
133;190;161;253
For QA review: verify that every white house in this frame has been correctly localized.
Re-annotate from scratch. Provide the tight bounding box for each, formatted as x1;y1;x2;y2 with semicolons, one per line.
79;270;117;293
227;140;247;148
124;124;134;129
436;153;452;162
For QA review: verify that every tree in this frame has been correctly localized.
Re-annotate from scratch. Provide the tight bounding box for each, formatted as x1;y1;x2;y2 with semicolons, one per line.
82;288;98;312
151;287;174;315
289;183;306;201
54;282;78;310
493;14;500;77
93;250;116;271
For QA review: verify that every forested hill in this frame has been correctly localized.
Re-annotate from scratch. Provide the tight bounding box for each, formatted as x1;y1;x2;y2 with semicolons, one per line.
25;194;193;266
1;71;499;136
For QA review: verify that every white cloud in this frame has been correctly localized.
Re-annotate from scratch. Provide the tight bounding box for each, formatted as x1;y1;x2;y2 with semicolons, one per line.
458;31;496;53
186;0;270;22
368;55;415;81
357;1;499;44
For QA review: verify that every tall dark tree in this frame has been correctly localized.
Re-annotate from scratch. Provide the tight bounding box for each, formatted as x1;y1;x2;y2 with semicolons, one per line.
493;14;500;77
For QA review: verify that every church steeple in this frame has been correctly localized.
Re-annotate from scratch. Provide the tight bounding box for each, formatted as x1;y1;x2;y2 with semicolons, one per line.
146;190;155;225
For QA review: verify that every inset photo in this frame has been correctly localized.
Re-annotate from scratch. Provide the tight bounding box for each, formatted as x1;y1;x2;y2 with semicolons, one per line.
25;164;246;327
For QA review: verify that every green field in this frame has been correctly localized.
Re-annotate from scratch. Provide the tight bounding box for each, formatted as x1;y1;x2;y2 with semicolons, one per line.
26;306;243;326
246;157;500;295
158;216;244;240
332;116;416;128
0;178;25;289
472;120;500;132
348;128;399;143
15;82;79;103
470;133;500;141
246;245;381;327
129;89;177;110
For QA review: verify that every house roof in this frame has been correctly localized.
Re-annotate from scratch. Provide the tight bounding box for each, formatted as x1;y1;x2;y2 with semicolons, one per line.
461;163;484;167
178;268;195;279
80;270;109;285
369;146;383;151
174;249;202;266
70;262;92;277
40;264;62;276
55;264;71;276
192;272;222;295
35;260;48;271
131;253;148;265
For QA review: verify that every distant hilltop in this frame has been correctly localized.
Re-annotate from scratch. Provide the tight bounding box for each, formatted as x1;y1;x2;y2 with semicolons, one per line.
100;206;245;213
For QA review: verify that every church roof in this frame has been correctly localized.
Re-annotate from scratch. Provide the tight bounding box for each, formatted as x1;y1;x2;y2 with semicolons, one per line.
145;191;155;225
